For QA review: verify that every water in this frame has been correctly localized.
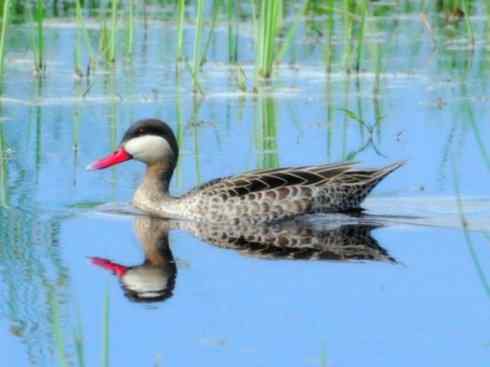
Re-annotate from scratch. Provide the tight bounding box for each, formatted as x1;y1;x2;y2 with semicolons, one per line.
1;2;490;366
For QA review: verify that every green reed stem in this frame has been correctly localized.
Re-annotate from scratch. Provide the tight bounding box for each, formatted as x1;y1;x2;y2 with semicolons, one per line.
109;0;119;63
75;0;94;71
0;0;10;76
200;0;220;66
33;0;45;74
256;0;282;79
74;0;83;76
175;79;184;187
276;0;308;62
191;0;204;92
227;0;238;63
354;0;367;72
127;0;134;57
461;0;475;45
176;0;185;62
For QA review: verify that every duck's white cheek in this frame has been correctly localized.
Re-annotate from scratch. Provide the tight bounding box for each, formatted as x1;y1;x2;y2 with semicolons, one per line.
124;135;172;163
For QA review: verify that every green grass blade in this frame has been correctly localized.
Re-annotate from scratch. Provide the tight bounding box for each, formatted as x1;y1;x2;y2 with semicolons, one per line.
0;0;10;76
176;0;185;62
191;0;204;92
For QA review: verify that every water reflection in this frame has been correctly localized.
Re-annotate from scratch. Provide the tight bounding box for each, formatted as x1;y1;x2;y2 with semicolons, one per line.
91;215;394;304
91;217;176;303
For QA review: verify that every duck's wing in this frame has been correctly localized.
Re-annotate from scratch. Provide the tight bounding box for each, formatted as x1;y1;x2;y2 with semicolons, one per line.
189;161;403;198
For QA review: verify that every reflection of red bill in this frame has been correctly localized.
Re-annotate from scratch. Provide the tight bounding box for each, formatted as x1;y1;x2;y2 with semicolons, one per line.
90;257;128;278
86;147;132;170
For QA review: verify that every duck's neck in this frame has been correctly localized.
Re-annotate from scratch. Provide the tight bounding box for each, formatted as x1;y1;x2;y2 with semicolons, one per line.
133;162;177;215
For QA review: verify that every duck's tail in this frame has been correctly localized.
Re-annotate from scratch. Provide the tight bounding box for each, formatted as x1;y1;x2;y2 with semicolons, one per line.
356;160;405;204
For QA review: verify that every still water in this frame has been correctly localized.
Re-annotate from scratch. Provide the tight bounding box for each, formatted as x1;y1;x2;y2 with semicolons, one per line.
1;3;490;366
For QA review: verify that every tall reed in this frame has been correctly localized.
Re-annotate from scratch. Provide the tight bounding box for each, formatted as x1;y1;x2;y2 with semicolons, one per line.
75;0;94;76
109;0;119;63
227;0;238;63
176;0;185;62
33;0;45;74
0;0;10;76
127;0;134;57
191;0;204;93
255;0;282;79
200;0;220;66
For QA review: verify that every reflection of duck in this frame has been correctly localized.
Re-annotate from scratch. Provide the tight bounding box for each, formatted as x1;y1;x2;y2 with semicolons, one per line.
176;218;395;262
91;218;176;303
87;119;403;224
90;215;394;303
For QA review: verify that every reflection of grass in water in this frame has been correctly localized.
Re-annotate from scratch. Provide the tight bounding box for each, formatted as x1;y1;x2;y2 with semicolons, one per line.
0;211;69;365
48;285;68;367
0;123;8;207
453;160;490;299
256;96;279;169
49;285;111;367
458;83;490;170
102;288;110;367
319;343;328;367
34;104;42;183
73;308;85;367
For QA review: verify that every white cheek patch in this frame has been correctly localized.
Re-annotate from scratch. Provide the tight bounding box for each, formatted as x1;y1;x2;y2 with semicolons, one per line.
124;135;173;163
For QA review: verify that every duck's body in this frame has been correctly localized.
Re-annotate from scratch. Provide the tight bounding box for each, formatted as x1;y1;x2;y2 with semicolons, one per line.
88;119;403;224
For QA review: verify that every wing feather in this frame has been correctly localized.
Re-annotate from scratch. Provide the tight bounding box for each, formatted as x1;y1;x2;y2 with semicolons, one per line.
185;161;403;199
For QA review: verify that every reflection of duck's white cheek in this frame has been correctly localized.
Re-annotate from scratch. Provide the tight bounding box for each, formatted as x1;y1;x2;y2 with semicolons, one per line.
121;267;169;299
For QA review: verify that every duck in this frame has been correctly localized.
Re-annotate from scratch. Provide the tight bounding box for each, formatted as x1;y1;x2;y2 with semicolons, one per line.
87;118;404;224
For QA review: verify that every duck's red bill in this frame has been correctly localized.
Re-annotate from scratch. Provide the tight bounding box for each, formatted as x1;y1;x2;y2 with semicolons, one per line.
86;147;132;170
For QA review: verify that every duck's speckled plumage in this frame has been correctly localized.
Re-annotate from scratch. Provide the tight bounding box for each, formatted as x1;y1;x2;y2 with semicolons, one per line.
173;161;404;224
89;119;404;224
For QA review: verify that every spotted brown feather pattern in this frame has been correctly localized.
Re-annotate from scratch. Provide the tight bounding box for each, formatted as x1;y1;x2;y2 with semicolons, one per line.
175;161;404;224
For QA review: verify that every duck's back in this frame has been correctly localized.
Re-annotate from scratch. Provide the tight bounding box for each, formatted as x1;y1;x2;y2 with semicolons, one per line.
180;161;403;224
